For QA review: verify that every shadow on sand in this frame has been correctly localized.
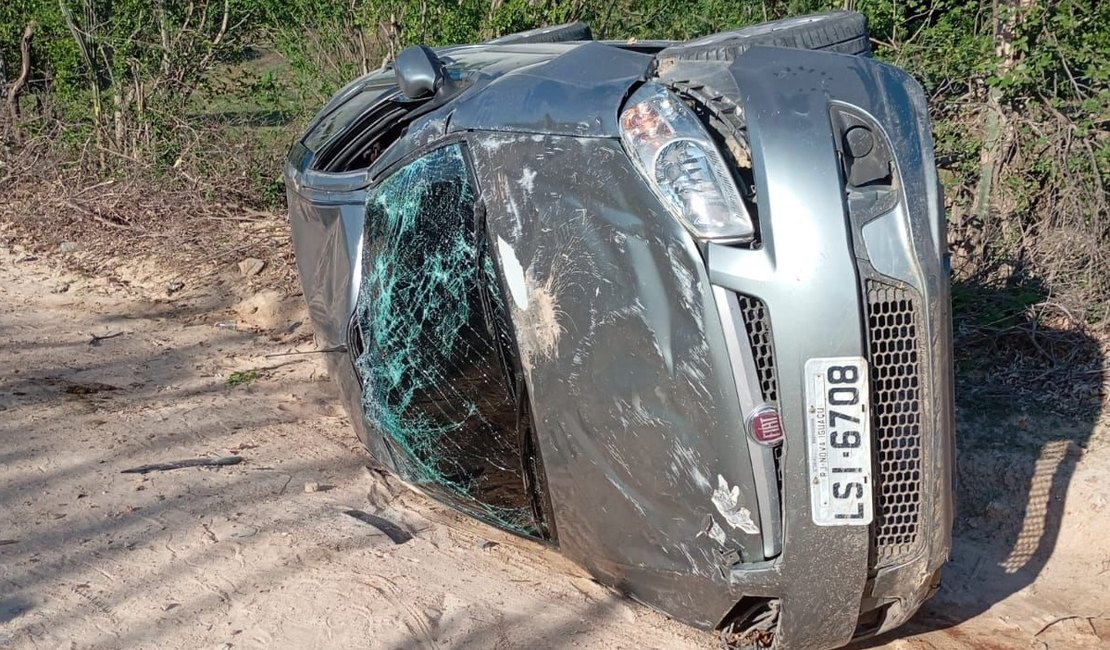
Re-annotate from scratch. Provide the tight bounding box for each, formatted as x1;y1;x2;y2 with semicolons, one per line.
856;275;1106;646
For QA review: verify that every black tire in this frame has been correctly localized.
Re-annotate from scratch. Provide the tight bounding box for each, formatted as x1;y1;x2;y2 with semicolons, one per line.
487;21;592;45
657;11;870;64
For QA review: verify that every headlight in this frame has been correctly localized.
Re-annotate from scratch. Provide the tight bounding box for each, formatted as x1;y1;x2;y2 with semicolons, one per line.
619;83;754;242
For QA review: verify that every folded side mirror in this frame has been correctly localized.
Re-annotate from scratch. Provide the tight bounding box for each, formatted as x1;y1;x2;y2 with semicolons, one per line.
394;45;452;100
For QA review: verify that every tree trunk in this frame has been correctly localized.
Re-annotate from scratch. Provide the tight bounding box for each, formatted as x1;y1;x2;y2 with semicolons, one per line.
975;0;1034;224
6;22;35;139
59;0;104;152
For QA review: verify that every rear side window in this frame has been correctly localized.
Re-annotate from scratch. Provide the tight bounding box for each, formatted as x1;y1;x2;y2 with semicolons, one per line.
302;78;396;153
310;93;425;173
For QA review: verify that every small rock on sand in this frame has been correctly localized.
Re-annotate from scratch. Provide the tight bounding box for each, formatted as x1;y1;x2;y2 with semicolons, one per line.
238;258;265;277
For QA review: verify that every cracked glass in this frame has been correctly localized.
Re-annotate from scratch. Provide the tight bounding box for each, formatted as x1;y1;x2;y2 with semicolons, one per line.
351;144;544;537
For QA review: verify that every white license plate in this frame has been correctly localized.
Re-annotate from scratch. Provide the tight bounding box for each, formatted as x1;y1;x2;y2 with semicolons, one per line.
805;357;873;526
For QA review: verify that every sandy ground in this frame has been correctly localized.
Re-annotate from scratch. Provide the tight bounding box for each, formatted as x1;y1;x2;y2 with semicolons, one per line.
1;246;1108;650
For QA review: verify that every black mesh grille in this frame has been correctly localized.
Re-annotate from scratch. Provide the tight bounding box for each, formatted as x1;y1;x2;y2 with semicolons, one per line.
772;442;784;494
737;295;778;404
866;280;924;565
736;293;784;556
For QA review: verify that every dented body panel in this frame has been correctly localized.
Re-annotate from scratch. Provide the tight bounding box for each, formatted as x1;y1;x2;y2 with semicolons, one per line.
285;36;954;650
448;43;652;137
470;135;762;625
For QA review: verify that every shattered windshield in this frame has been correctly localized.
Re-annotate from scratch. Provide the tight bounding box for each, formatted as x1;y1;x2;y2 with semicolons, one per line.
351;144;542;536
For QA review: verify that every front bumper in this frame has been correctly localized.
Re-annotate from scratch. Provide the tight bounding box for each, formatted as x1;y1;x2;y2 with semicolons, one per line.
688;47;953;647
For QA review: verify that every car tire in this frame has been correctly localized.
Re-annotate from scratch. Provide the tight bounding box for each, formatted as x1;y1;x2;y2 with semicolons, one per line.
657;11;870;64
487;21;593;45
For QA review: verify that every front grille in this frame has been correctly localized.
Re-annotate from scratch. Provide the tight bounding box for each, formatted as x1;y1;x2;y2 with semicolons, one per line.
772;443;784;494
737;294;785;518
736;295;778;403
866;280;924;566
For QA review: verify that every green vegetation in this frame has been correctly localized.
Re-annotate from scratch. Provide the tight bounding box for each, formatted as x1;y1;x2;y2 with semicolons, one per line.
1;0;1107;360
227;370;259;387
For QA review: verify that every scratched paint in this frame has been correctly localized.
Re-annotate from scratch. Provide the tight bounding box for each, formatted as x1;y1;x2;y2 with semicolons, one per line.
518;167;537;192
711;474;760;535
514;265;564;373
703;517;728;546
467;134;757;619
496;236;529;310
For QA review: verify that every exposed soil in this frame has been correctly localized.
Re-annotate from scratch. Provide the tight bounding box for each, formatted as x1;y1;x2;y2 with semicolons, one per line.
1;245;1108;650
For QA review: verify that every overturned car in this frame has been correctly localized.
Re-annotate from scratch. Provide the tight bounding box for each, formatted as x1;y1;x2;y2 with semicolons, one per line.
285;12;954;650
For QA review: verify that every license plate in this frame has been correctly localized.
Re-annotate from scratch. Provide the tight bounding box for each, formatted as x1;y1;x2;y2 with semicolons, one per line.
805;357;873;526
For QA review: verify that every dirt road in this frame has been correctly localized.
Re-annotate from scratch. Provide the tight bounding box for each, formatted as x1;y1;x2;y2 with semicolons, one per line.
1;247;1107;650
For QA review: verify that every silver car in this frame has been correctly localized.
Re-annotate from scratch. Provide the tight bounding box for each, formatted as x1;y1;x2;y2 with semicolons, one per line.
285;12;955;649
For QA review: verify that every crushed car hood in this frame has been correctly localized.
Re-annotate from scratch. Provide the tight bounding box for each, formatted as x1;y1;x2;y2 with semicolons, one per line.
446;41;653;137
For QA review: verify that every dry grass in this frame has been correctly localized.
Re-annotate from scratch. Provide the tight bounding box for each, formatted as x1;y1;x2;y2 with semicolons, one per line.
0;129;299;293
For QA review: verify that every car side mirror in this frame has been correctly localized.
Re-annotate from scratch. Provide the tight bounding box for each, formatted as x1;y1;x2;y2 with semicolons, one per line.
394;45;453;100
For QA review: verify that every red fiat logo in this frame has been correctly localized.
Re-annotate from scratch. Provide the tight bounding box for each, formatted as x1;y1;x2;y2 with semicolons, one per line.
747;404;784;445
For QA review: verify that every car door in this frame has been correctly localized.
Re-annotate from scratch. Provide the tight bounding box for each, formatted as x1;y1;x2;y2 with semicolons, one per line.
347;143;554;540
